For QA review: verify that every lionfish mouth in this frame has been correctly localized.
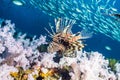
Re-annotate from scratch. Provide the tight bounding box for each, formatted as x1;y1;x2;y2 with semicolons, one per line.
46;18;92;57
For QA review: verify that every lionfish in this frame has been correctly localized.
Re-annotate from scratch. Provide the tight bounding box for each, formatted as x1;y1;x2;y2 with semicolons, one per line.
46;18;92;57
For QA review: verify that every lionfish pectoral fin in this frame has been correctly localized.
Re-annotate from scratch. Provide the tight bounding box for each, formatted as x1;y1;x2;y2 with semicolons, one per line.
80;29;93;39
44;27;53;38
71;32;81;37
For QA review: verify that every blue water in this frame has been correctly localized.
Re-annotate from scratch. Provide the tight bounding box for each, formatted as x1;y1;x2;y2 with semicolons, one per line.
0;0;120;60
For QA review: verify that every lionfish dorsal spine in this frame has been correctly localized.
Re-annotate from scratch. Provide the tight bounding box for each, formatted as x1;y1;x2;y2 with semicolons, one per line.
55;18;61;33
49;23;56;35
62;19;76;34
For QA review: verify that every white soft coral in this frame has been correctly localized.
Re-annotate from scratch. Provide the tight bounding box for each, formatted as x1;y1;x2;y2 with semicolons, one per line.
0;64;18;80
40;52;59;68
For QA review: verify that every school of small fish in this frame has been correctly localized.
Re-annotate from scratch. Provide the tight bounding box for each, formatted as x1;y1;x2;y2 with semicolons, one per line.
29;0;120;42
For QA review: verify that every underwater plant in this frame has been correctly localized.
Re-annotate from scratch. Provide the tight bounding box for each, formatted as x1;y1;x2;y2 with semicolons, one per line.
29;0;120;42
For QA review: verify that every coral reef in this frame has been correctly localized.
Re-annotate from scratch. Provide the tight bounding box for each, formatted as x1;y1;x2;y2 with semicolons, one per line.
0;20;120;80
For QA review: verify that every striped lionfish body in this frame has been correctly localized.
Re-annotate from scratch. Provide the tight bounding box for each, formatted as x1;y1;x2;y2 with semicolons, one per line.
46;18;92;57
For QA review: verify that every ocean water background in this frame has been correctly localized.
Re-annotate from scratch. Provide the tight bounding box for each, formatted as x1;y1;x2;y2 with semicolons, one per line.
0;0;120;60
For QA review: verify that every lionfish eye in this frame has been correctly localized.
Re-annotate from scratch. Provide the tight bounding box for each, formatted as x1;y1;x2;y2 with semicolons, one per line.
58;39;64;43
